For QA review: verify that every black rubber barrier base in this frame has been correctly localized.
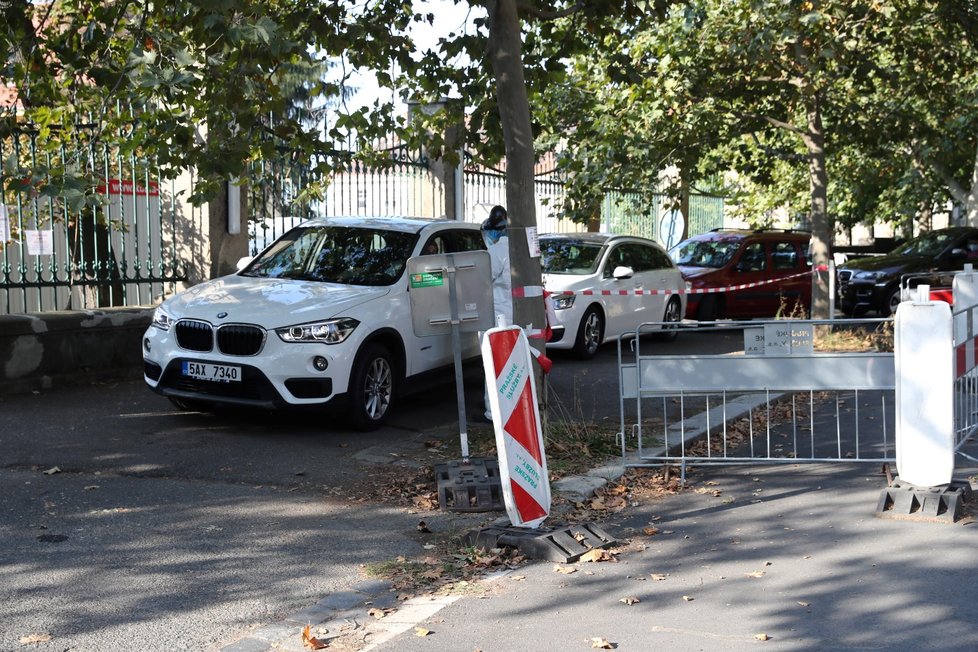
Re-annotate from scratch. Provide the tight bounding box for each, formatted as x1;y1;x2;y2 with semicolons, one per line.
434;458;504;512
465;521;619;563
876;477;974;523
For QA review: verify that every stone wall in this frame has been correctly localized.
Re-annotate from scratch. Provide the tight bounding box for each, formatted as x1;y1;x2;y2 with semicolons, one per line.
0;308;152;395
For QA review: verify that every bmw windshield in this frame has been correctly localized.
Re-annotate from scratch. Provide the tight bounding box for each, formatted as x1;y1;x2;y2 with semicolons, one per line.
240;226;419;286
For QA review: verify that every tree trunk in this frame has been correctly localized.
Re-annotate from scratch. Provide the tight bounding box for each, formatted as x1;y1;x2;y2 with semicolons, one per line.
803;97;832;320
968;138;978;226
484;0;545;337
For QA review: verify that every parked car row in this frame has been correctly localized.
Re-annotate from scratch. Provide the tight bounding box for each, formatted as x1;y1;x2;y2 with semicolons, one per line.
142;214;978;430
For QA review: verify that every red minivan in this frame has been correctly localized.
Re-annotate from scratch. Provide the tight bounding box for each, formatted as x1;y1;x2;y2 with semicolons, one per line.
668;229;813;320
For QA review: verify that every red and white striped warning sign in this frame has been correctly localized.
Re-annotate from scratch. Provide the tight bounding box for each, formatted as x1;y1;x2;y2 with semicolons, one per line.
482;324;551;528
955;335;978;379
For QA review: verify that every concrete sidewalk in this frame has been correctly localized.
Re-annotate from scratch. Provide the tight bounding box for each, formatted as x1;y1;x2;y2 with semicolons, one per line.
367;443;978;651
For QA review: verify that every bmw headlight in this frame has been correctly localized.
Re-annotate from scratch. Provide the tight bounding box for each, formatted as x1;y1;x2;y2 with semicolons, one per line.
551;294;576;310
276;318;359;344
855;271;884;281
151;307;173;330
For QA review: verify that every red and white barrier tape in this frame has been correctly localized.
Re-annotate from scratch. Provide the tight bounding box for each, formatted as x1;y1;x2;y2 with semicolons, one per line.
515;270;812;298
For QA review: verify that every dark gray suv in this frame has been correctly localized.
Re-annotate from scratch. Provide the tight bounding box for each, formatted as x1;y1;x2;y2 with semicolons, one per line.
837;226;978;316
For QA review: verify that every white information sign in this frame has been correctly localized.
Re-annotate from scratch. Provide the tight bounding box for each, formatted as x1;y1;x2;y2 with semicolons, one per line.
745;323;815;355
526;226;540;258
761;323;814;355
25;229;53;256
744;327;765;355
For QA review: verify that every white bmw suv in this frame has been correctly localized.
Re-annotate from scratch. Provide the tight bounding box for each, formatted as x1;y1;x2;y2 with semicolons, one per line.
142;216;486;430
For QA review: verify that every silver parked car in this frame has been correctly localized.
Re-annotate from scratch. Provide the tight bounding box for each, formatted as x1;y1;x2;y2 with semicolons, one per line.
541;232;686;359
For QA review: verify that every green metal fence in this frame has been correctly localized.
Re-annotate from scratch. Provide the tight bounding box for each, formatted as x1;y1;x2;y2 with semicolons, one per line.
0;126;189;315
463;165;725;243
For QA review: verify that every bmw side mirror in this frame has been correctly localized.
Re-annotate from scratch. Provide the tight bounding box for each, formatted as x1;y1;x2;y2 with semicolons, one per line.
951;247;967;258
235;256;253;271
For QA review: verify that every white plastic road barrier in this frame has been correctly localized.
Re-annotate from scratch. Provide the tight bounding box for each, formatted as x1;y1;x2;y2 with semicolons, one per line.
482;320;551;528
895;295;955;487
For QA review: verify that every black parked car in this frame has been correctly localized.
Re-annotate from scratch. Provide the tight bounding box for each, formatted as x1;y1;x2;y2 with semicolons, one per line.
837;226;978;316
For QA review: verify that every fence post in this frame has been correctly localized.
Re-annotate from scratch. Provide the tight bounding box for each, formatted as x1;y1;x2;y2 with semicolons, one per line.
894;291;954;487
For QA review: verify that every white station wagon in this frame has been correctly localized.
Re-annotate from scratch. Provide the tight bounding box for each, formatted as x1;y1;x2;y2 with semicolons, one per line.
142;216;486;430
541;232;686;358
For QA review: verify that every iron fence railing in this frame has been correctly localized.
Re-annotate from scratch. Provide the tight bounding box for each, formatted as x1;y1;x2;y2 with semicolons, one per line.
0;126;188;315
4;131;726;314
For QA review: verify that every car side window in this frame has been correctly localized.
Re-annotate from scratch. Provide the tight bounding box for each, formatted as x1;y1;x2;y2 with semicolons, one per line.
772;242;799;270
738;242;767;272
628;244;657;272
604;245;625;277
649;246;674;269
421;236;444;255
447;230;486;253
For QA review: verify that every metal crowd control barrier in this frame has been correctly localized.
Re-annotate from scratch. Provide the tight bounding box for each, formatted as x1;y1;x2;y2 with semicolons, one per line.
952;272;978;461
617;318;897;480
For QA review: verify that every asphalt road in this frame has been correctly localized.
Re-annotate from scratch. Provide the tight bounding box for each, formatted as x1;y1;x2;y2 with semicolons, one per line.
0;329;743;651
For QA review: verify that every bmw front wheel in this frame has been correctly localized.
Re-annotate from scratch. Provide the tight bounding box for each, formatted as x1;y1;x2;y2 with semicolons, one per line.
348;343;395;431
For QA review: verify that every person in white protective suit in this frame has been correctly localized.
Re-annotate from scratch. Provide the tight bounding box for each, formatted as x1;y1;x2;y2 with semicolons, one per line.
481;205;512;422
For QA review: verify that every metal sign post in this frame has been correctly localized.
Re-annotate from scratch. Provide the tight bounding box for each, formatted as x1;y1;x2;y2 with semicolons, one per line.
407;251;502;511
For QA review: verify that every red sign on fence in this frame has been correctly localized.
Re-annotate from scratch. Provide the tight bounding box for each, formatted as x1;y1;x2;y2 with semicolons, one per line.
97;179;160;197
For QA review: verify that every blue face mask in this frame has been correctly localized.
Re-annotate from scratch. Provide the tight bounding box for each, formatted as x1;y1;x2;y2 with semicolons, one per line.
484;228;505;245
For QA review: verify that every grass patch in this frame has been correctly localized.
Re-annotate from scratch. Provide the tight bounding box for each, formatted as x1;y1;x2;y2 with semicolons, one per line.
814;321;893;352
457;419;620;481
363;544;527;596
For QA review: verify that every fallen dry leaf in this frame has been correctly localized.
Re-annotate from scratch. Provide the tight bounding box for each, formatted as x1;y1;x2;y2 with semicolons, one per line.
745;571;766;578
417;521;432;533
415;627;431;637
42;467;61;475
301;625;328;650
368;607;396;619
580;548;615;563
590;637;615;649
682;595;694;601
511;575;526;581
83;485;99;491
642;527;659;536
798;600;810;607
650;573;668;581
19;633;52;644
619;596;640;605
553;565;577;574
755;633;770;641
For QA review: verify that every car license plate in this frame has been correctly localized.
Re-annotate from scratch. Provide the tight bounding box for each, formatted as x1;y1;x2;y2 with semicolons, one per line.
181;361;241;383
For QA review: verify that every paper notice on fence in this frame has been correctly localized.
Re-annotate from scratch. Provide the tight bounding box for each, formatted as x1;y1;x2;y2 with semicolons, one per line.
26;229;53;256
0;204;10;242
